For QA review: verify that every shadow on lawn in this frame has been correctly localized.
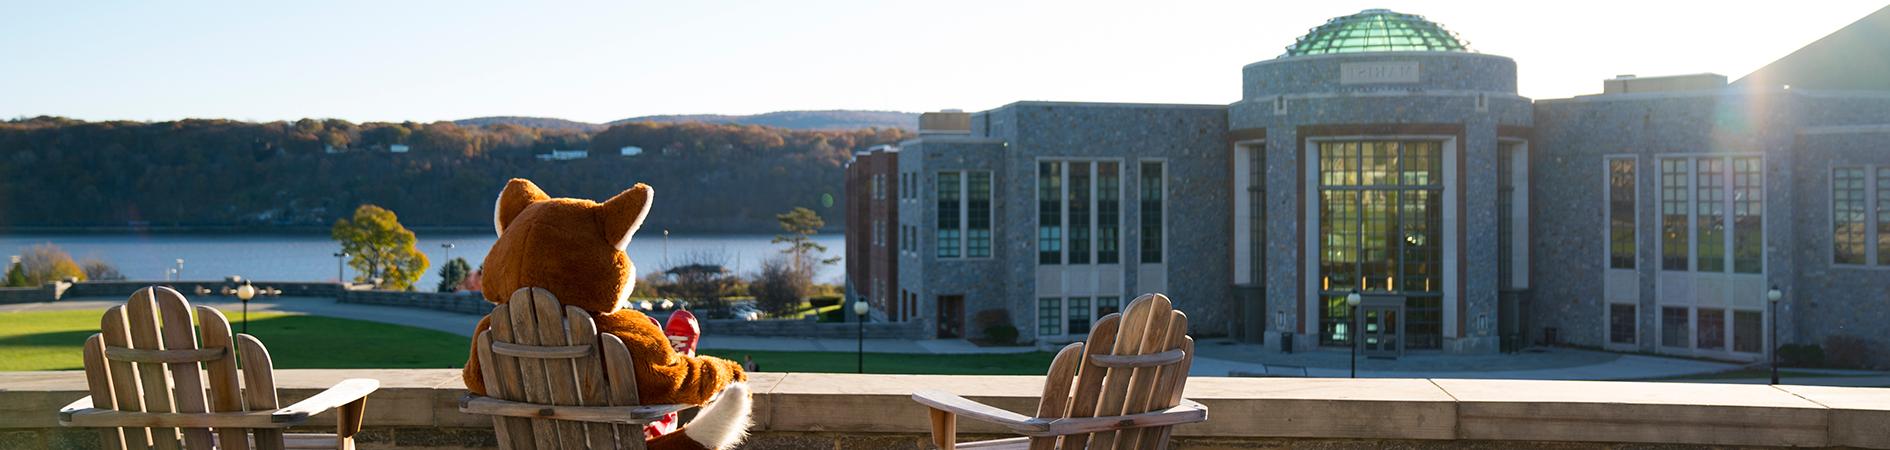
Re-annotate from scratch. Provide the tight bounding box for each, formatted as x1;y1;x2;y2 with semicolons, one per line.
3;314;470;371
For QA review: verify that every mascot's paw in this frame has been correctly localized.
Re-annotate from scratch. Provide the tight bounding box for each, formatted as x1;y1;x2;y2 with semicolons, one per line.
686;382;752;450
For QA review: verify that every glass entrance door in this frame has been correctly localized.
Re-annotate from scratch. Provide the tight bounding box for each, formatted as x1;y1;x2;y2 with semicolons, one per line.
1361;297;1404;358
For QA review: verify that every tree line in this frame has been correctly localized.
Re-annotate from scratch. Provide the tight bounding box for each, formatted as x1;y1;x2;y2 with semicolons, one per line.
0;116;911;232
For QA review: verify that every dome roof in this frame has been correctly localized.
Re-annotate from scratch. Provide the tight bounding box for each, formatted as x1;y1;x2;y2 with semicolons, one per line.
1283;9;1470;57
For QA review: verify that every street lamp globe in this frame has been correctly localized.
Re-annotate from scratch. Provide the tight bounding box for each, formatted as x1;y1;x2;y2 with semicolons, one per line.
1767;285;1783;303
235;282;257;302
853;300;870;316
1346;290;1362;307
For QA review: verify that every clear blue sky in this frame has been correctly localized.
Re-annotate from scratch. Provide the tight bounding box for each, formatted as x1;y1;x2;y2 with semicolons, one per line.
1;1;1881;124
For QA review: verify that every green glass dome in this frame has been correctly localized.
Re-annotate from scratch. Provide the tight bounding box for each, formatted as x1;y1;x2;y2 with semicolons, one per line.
1283;9;1470;57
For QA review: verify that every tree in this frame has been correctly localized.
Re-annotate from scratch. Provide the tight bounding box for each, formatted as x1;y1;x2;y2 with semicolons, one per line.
4;262;28;287
80;258;126;281
660;251;738;317
437;257;471;293
749;256;811;318
331;205;429;290
772;207;839;275
12;244;86;286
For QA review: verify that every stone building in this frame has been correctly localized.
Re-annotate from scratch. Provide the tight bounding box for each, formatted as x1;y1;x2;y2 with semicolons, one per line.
861;7;1890;364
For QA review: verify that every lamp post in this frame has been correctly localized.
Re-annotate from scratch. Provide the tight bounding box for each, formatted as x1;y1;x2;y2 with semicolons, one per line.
1347;289;1362;378
853;300;870;374
175;259;185;281
1768;285;1783;385
333;252;348;284
441;243;455;262
235;280;257;335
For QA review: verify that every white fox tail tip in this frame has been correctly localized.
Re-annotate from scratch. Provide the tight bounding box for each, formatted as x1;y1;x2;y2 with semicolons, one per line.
686;382;752;450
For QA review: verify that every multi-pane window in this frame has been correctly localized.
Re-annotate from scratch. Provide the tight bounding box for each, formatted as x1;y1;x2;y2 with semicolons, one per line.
1835;167;1868;264
1098;162;1122;264
1661;306;1689;348
1696;308;1725;350
1249;146;1266;283
1140;161;1165;264
1881;167;1890;265
1316;141;1443;348
1733;311;1763;353
1038;298;1062;336
1069;162;1092;264
1040;160;1122;266
1732;158;1763;273
873;174;885;200
937;172;962;258
1696;159;1726;272
1609;303;1636;344
1609;158;1637;269
1039;162;1063;264
873;220;884;247
1096;296;1121;319
967;172;992;258
1067;297;1091;335
1660;159;1690;271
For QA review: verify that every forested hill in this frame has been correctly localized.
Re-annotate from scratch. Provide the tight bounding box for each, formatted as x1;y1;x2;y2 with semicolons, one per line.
613;110;918;131
0;116;911;232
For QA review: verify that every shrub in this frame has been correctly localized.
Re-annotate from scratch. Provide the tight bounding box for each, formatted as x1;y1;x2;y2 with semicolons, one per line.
1779;344;1825;367
1824;335;1878;369
750;256;811;318
973;309;1017;344
11;243;85;286
983;324;1019;345
80;258;126;281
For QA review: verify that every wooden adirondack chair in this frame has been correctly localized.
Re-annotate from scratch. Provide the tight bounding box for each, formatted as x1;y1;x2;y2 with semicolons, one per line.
913;293;1207;450
56;286;379;450
458;287;711;450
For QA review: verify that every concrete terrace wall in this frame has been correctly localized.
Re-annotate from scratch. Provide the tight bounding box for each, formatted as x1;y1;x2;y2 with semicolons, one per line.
4;370;1890;449
60;280;346;299
0;282;65;304
336;289;494;315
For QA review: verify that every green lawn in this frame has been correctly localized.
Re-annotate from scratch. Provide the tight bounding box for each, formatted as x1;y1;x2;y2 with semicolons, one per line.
700;349;1057;375
0;309;472;371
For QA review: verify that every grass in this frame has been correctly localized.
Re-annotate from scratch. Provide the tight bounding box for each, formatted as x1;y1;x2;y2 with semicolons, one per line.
701;349;1057;375
0;309;471;371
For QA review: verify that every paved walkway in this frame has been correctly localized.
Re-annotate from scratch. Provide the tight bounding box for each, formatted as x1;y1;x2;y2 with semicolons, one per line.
11;296;1870;382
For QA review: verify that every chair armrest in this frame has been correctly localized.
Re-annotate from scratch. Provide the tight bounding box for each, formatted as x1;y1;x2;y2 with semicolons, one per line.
458;394;695;425
61;393;286;429
273;378;380;424
1040;399;1208;436
910;390;1047;434
59;395;93;416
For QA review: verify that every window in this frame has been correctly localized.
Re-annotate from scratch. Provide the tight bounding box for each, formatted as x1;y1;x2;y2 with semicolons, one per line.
1096;296;1121;318
1098;162;1122;263
1609;303;1636;344
1696;159;1725;272
1067;297;1091;335
1661;307;1689;348
1039;162;1063;264
1834;167;1868;265
873;220;883;247
1733;310;1763;353
1608;158;1636;269
1316;141;1443;348
1498;142;1516;288
873;174;885;200
937;172;962;258
1249;145;1267;283
1140;161;1165;263
1069;162;1092;264
967;172;992;258
1880;167;1890;265
1660;159;1690;271
1696;308;1724;350
1038;297;1063;336
1733;158;1763;273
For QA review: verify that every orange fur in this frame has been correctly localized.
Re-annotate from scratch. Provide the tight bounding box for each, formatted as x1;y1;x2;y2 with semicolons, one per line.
463;178;747;450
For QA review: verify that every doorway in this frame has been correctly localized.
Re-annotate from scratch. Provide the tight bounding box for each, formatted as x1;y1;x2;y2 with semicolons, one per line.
936;295;965;339
1361;296;1404;358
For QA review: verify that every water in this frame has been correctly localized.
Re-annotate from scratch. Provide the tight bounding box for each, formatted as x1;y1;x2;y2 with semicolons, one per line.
1;231;846;291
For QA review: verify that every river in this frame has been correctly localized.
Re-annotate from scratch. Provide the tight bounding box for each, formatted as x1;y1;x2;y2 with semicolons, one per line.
1;231;846;291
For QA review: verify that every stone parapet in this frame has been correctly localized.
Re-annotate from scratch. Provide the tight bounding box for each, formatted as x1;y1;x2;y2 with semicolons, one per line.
3;370;1888;449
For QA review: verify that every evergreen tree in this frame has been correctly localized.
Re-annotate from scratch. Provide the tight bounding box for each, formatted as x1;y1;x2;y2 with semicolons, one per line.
437;257;471;293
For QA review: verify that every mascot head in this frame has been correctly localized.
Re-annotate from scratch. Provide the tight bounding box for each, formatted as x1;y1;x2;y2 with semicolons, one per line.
481;178;652;314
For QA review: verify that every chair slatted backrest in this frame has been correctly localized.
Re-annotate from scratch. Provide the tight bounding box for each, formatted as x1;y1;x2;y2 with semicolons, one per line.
476;288;646;450
1034;293;1194;450
82;286;279;450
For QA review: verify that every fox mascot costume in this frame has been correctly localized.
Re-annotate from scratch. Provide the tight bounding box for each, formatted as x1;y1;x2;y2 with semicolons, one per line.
463;179;751;450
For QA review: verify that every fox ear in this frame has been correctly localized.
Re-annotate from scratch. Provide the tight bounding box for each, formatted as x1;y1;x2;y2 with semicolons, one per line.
494;178;550;236
598;183;653;251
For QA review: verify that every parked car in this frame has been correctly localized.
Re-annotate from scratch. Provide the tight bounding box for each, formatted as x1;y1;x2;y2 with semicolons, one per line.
730;305;761;321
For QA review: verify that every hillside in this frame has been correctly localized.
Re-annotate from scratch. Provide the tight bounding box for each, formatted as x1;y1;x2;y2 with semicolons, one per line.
0;116;911;232
452;116;603;131
614;110;918;131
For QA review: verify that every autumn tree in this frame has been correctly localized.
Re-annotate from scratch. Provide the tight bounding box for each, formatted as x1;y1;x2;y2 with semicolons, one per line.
749;256;810;318
437;257;471;293
660;251;739;316
331;205;430;290
10;244;86;286
772;207;838;275
80;258;125;281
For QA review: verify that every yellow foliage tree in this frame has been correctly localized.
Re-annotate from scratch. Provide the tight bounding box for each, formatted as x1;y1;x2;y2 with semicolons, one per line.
331;205;429;290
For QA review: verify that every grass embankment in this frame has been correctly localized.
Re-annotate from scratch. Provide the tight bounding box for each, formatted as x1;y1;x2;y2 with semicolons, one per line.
0;309;471;371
